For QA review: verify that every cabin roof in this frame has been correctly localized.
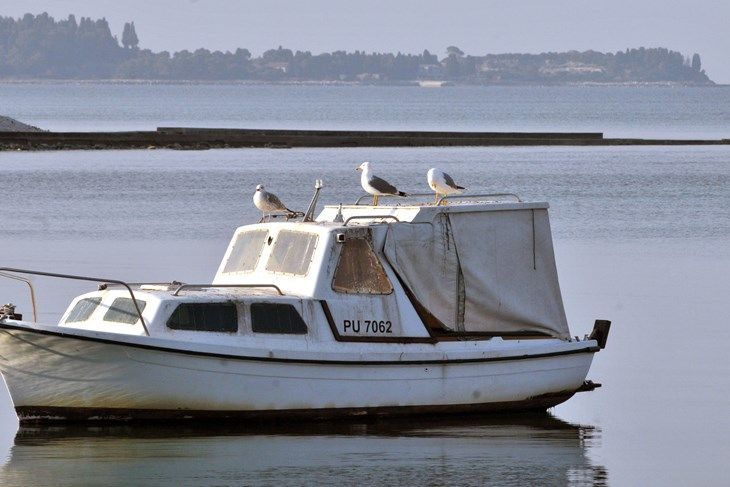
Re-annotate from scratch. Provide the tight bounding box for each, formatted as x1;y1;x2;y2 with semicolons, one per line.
225;200;549;236
316;200;549;225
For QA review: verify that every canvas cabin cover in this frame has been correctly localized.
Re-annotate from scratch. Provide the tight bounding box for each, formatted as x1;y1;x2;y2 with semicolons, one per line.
383;207;570;338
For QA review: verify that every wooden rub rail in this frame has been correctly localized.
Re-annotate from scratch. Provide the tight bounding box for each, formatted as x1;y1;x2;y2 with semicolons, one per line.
0;127;728;151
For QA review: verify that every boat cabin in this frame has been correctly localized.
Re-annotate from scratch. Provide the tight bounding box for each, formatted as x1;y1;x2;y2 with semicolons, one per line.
57;198;570;345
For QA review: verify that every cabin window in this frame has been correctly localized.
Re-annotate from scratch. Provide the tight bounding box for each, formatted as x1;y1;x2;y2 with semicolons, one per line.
251;303;308;334
332;238;393;294
223;229;269;273
167;302;238;332
265;231;318;276
103;297;147;324
65;297;102;323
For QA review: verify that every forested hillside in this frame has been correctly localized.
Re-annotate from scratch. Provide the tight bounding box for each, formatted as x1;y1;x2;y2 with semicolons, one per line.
0;13;713;84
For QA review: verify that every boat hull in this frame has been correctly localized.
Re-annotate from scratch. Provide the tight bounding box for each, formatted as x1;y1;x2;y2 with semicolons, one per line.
0;325;595;423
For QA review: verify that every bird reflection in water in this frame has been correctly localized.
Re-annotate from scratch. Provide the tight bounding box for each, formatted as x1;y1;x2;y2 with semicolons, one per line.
0;412;607;487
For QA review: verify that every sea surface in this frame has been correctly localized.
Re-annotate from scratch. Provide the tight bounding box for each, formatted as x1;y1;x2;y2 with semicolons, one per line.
0;83;729;486
1;81;729;138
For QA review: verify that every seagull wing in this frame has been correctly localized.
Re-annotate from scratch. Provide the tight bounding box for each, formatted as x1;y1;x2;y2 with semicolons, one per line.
443;172;465;190
265;192;292;212
368;174;399;195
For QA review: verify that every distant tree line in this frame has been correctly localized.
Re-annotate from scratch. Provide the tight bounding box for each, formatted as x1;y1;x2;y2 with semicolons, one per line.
0;13;713;84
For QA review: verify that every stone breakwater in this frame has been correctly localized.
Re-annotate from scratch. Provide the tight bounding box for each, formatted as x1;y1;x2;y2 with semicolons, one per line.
0;127;728;151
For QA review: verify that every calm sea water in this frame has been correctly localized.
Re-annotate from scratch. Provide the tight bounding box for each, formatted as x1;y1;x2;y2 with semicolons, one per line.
0;84;729;485
1;82;730;138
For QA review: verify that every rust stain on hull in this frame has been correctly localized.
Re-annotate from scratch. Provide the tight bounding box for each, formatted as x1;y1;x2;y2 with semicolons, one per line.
16;390;576;424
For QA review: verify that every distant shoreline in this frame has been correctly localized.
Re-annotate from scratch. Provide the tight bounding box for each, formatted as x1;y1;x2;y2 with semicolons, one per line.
0;79;722;87
2;14;714;86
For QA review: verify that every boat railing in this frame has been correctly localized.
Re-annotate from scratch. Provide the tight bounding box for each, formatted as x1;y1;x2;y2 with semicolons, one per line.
0;267;150;336
344;215;401;226
103;281;183;287
354;193;433;205
436;193;522;204
171;283;284;296
0;271;38;323
354;192;522;206
104;281;285;296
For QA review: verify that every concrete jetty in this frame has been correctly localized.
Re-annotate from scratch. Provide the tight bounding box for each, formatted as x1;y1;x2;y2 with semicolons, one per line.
0;127;728;151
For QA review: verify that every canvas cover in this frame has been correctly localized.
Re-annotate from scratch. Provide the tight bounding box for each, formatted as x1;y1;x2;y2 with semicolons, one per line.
383;208;569;338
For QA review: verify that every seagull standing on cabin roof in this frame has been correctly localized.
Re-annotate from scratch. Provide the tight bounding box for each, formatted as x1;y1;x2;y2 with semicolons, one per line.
427;167;465;204
253;184;295;222
356;161;408;206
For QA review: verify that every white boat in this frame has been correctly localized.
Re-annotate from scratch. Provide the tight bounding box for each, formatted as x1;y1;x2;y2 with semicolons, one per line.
0;190;610;422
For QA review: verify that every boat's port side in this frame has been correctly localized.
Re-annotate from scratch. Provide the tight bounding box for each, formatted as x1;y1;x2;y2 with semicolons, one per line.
0;319;598;422
0;199;610;422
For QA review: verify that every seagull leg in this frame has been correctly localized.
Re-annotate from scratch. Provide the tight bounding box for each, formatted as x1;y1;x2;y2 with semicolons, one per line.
434;193;440;205
373;195;379;206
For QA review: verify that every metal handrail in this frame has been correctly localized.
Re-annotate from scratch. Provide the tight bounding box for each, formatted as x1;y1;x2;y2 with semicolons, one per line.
171;283;284;296
354;193;433;205
101;281;184;288
344;215;401;226
0;267;150;336
436;193;522;204
355;192;523;206
0;272;38;323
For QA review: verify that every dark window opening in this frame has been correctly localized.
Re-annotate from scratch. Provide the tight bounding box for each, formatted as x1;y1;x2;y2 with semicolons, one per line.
332;238;393;294
103;297;147;324
251;303;308;334
167;302;238;332
66;297;102;323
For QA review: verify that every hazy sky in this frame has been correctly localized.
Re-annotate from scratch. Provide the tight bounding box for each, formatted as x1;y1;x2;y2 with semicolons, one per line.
6;0;730;83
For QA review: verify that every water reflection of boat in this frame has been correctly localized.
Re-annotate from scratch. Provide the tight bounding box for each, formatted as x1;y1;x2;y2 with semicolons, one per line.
1;413;607;486
0;191;610;422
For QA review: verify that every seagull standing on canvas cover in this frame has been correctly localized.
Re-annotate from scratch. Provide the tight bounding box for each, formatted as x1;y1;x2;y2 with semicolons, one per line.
357;161;407;206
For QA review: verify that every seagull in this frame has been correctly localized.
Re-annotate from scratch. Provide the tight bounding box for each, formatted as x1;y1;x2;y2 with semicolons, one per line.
253;184;296;221
427;168;465;204
356;161;408;206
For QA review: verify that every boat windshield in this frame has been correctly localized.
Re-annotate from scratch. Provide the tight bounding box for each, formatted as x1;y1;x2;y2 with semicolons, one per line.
223;229;269;273
265;230;318;276
102;297;147;324
65;297;102;323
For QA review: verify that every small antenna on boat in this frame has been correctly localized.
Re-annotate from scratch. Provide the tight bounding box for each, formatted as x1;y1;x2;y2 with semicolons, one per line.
303;179;324;222
333;203;344;223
